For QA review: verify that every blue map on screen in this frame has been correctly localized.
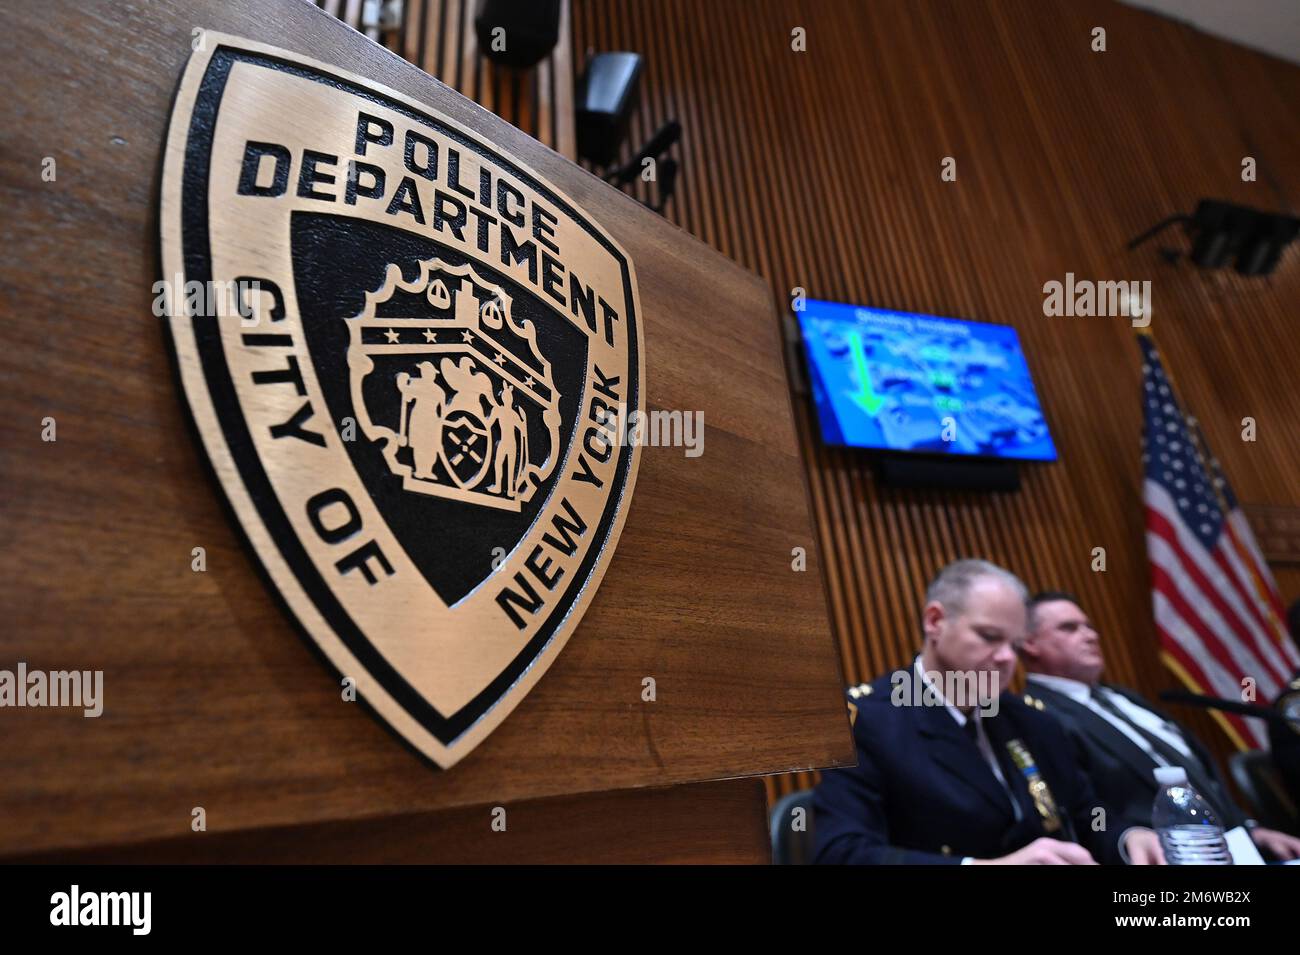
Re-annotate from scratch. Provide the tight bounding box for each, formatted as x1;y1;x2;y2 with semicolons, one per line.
798;300;1057;461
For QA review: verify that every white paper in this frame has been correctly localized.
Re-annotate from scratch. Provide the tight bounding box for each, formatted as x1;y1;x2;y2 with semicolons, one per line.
1224;825;1265;865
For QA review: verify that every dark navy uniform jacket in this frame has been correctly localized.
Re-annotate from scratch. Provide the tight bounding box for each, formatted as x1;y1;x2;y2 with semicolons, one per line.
812;671;1124;864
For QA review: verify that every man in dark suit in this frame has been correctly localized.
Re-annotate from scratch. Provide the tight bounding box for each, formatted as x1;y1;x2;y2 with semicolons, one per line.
813;560;1163;865
1018;591;1300;861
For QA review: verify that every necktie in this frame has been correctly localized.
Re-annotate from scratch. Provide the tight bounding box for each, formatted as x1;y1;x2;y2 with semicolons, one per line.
965;716;1025;822
1090;687;1231;820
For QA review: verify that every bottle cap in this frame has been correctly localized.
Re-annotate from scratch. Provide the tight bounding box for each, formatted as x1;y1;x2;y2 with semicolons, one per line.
1154;766;1188;786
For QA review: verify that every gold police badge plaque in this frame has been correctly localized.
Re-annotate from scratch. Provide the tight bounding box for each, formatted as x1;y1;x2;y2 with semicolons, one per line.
160;34;643;767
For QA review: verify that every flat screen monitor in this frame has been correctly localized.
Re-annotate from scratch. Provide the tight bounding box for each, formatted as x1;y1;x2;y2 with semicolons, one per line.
797;299;1057;462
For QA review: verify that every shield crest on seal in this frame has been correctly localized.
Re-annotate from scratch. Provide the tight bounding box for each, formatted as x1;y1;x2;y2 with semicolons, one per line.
159;34;643;768
347;259;562;512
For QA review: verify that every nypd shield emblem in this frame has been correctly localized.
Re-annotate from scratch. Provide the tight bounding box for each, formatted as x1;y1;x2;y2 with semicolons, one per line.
159;35;643;768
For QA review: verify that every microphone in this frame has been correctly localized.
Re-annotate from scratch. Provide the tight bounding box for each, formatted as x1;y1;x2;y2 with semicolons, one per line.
1157;689;1298;730
652;158;679;213
603;120;682;187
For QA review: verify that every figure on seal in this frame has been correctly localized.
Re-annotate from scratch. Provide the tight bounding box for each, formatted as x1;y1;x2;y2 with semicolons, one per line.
397;361;447;480
488;381;529;498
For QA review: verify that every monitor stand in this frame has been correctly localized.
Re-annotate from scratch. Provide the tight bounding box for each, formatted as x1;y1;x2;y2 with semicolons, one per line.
875;455;1021;492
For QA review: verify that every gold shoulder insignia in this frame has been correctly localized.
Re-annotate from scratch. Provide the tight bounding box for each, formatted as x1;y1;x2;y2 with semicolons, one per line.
1023;693;1045;710
848;682;873;699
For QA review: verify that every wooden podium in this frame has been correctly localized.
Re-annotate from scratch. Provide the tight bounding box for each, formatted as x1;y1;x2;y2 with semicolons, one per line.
0;0;851;863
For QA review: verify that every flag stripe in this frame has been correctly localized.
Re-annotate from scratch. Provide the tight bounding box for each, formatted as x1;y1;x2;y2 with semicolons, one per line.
1147;548;1278;700
1226;506;1284;598
1147;486;1287;692
1217;527;1279;643
1213;541;1295;679
1225;512;1298;662
1151;591;1266;748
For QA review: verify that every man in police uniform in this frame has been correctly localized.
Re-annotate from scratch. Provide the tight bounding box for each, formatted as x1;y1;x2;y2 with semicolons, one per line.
813;560;1163;864
1018;591;1300;860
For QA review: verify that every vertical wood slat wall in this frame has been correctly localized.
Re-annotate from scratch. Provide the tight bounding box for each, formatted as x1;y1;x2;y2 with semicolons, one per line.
317;0;576;158
561;0;1300;803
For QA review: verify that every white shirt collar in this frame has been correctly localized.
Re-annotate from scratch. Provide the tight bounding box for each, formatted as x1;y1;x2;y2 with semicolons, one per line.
914;655;973;728
1026;671;1092;704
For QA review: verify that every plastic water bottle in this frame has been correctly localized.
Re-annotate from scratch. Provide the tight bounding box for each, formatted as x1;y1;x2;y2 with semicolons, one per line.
1152;766;1232;865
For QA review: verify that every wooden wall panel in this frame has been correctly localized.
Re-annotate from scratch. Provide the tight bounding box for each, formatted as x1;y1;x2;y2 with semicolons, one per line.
14;778;770;865
572;0;1300;800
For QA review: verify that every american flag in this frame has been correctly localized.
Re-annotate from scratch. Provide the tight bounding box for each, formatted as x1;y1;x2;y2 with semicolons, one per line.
1140;334;1300;750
